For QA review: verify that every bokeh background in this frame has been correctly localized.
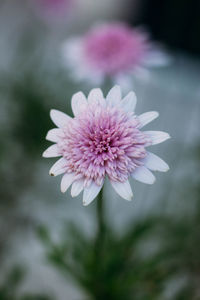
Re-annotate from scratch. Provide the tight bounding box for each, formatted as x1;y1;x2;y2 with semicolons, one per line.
0;0;200;299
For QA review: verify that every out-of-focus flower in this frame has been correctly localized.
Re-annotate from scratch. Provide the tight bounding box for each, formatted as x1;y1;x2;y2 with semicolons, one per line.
43;86;170;206
62;23;170;88
33;0;73;21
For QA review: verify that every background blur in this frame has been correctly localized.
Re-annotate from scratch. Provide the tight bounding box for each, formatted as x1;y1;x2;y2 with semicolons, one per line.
0;0;200;299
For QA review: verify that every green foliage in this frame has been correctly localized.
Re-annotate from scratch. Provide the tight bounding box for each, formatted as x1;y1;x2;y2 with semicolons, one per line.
38;212;200;300
0;266;52;300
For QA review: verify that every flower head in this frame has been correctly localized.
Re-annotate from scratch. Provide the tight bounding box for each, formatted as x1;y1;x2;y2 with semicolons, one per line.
43;86;170;206
62;22;169;86
83;23;148;76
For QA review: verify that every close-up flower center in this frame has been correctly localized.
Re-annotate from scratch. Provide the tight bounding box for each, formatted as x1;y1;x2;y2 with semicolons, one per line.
90;128;113;155
59;105;149;185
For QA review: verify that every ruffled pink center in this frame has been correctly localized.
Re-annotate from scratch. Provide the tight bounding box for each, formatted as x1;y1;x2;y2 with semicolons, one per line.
58;105;150;186
83;24;149;75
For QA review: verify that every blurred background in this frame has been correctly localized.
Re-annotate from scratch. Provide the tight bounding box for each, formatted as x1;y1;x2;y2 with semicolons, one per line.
0;0;200;299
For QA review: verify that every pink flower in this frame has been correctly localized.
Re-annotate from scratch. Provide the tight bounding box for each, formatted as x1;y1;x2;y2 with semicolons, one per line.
62;23;169;87
43;86;170;206
83;23;147;76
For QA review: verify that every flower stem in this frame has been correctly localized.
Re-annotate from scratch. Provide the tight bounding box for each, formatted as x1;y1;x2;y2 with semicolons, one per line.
95;187;105;259
93;187;106;296
97;188;104;237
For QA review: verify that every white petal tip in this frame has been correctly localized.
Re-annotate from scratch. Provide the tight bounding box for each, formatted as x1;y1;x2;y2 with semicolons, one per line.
138;111;159;128
132;166;156;184
143;152;170;173
50;109;55;116
162;165;170;172
164;134;171;143
145;131;171;145
150;178;156;184
61;186;67;193
126;194;134;201
145;175;156;185
42;150;50;158
42;144;60;158
82;182;103;206
106;86;122;105
166;133;171;138
111;180;133;201
50;109;71;128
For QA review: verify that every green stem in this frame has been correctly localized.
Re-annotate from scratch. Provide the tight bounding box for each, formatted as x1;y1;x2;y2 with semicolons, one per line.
94;187;105;260
97;188;104;238
93;187;106;297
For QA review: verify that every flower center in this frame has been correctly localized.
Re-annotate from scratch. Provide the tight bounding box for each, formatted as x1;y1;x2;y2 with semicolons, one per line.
90;128;112;154
60;106;149;184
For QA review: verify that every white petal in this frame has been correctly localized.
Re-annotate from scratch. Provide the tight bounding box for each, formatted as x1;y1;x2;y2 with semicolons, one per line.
60;173;75;193
133;67;150;81
106;85;121;106
143;152;169;172
71;92;87;116
88;88;104;105
114;74;134;93
138;111;159;128
120;91;137;112
46;128;63;142
71;179;84;197
83;182;103;206
42;144;60;158
142;49;171;67
132;166;155;184
111;180;133;201
144;131;170;145
49;158;67;176
50;109;71;128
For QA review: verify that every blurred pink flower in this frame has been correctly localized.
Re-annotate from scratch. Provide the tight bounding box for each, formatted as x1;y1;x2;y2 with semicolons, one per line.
43;86;170;206
84;23;148;75
62;22;170;87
